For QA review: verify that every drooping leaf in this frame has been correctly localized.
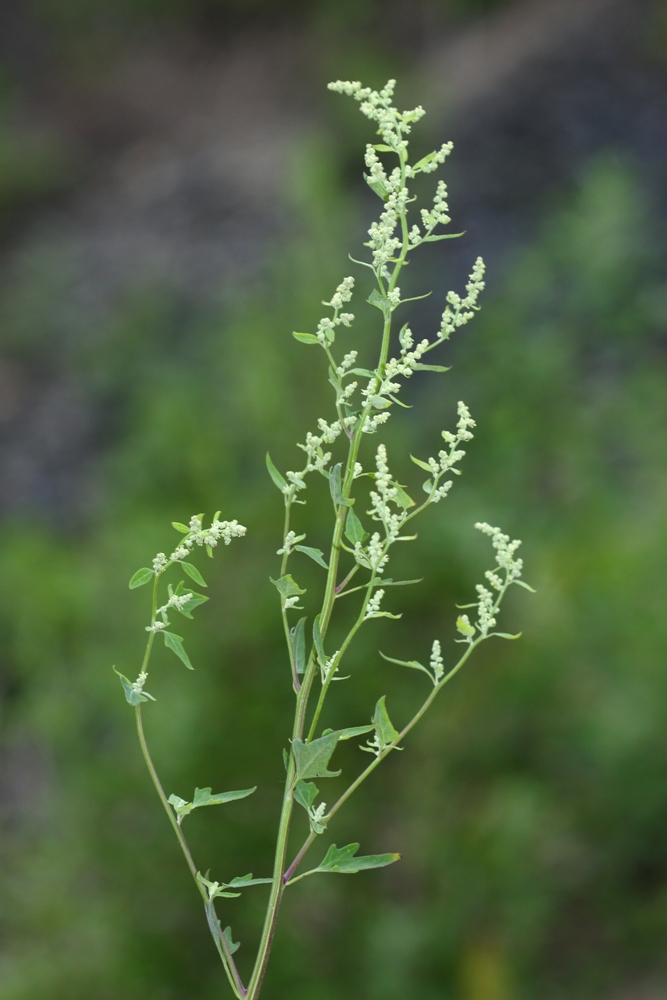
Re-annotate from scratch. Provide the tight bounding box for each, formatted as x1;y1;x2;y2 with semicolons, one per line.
294;780;319;812
412;363;451;372
391;481;415;509
270;574;306;599
162;631;194;670
168;786;256;824
345;507;369;545
309;842;400;875
193;786;256;808
379;651;433;681
364;172;390;200
114;667;155;705
410;454;433;473
292;331;320;345
323;725;375;741
312;615;326;667
226;873;274;888
514;580;537;593
181;561;207;587
292;732;341;780
129;567;154;589
491;631;523;640
266;452;287;492
222;926;240;956
367;289;390;315
372;695;400;749
329;463;353;507
295;545;328;569
290;617;307;675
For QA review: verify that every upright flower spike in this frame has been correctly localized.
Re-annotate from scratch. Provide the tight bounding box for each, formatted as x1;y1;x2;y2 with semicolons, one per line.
121;78;529;1000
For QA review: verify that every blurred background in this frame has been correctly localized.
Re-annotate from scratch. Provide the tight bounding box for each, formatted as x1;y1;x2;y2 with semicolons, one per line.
0;0;666;998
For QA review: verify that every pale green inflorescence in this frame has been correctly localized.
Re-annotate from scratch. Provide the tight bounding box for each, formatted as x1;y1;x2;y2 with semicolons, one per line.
119;77;531;1000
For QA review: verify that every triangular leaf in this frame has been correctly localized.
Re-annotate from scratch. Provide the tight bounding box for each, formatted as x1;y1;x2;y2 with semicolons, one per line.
290;617;307;675
226;873;274;888
129;567;154;589
223;926;240;956
379;651;433;681
181;561;207;587
266;453;287;491
162;631;194;670
294;780;319;812
391;482;415;509
345;507;369;545
372;695;400;748
270;574;306;598
310;842;400;875
295;545;328;570
292;732;341;780
367;289;390;315
192;786;256;808
329;463;353;507
114;667;155;705
312;615;326;667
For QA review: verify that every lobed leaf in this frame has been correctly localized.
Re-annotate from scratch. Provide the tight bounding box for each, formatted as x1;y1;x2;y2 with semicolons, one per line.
372;695;400;748
162;631;194;670
114;667;155;705
344;508;369;545
270;574;306;599
292;732;341;780
308;842;400;875
294;780;319;812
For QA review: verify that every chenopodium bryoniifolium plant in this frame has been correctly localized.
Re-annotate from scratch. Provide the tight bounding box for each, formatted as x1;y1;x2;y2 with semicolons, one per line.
117;78;533;1000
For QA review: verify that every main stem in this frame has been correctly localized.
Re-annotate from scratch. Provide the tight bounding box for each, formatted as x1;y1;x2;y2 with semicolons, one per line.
246;143;410;1000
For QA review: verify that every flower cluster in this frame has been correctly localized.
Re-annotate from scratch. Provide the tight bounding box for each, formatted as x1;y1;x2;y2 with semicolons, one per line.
439;257;486;341
430;640;444;683
421;179;451;233
474;522;524;585
328;79;425;150
364;588;385;620
316;277;355;345
368;445;403;541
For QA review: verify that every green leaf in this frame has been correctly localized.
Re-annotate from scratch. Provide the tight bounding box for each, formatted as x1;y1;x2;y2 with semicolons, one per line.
174;588;209;618
312;615;326;666
364;172;390;200
292;331;321;345
266;452;287;492
294;779;319;812
423;231;464;242
369;395;392;410
323;725;375;741
172;521;190;533
193;786;256;808
162;631;194;670
169;786;256;824
329;463;353;507
344;507;369;545
227;873;274;888
181;561;207;587
379;651;433;681
349;367;376;378
381;578;423;587
412;150;437;172
367;289;390;315
310;842;401;875
292;732;341;780
129;567;154;589
514;580;537;593
223;926;240;956
114;667;155;705
491;632;523;640
391;482;415;509
270;574;306;599
412;363;451;372
372;695;400;748
410;454;433;473
373;143;394;152
295;545;328;569
290;617;307;675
